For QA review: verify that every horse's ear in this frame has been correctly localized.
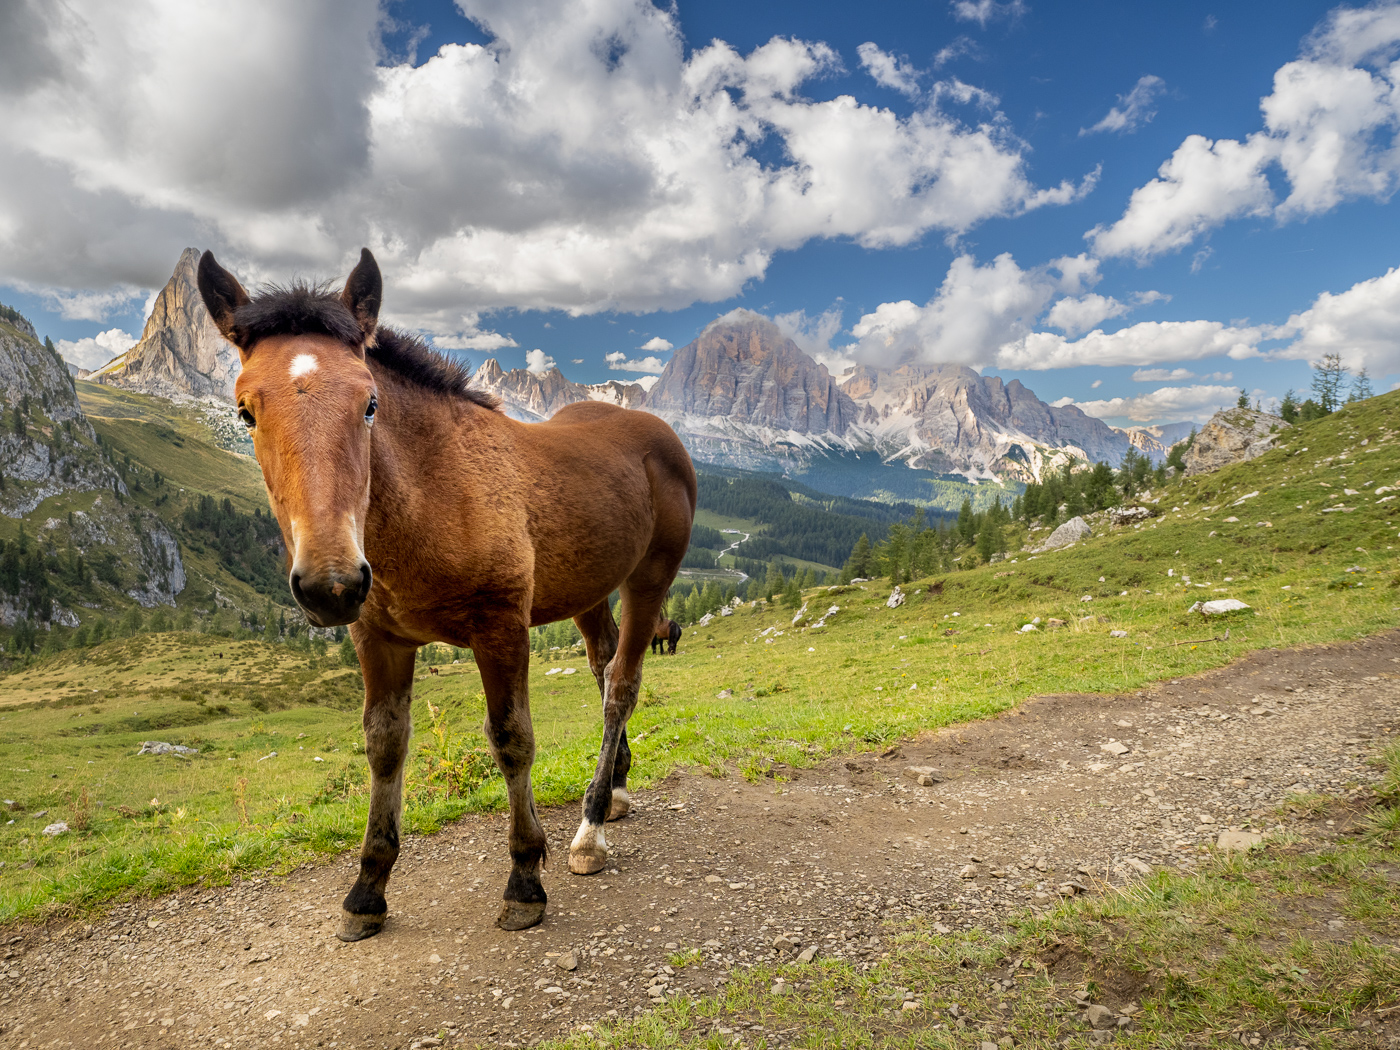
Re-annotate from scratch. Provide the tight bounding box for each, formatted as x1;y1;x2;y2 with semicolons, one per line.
197;251;251;349
341;248;381;346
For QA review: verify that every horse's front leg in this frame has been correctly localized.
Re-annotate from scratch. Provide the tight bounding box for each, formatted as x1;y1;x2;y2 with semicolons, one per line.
475;627;549;930
570;590;657;875
338;626;417;942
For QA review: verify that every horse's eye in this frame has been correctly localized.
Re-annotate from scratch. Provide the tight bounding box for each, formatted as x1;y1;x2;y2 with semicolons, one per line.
365;396;377;426
238;407;256;428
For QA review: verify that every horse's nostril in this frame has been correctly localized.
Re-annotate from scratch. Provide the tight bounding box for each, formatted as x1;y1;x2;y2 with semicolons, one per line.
357;563;372;600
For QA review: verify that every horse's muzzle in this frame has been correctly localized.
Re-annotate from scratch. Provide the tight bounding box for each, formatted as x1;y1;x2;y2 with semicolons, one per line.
290;563;372;627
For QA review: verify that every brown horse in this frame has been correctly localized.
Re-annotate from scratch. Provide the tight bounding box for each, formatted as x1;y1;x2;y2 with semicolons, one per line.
197;249;696;940
650;615;679;655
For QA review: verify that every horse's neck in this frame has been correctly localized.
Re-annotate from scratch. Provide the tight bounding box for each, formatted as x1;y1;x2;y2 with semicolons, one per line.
365;386;490;540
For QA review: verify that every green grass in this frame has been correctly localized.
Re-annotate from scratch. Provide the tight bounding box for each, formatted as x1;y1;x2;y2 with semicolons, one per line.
4;392;1400;926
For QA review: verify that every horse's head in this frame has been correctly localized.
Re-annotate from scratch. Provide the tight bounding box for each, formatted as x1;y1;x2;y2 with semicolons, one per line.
197;249;382;627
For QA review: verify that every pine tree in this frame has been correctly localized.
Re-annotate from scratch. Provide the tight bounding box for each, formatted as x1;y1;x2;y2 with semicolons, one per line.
1311;353;1347;413
840;534;873;585
763;561;785;600
1236;388;1250;409
1279;389;1299;423
1349;367;1374;402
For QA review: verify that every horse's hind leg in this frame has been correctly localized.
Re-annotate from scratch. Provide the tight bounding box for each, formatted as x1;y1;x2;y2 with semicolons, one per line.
574;601;629;821
339;627;416;942
475;625;549;930
570;577;667;874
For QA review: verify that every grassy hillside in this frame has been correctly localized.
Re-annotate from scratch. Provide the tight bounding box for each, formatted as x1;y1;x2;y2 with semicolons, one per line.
1;390;1399;921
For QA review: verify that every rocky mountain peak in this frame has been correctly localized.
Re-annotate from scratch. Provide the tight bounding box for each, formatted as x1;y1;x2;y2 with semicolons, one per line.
645;310;857;435
90;248;239;402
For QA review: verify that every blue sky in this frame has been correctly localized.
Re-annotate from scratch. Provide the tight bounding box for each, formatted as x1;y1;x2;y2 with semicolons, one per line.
3;0;1399;424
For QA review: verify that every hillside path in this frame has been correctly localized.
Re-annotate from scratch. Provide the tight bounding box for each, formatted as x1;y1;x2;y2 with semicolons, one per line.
4;633;1400;1050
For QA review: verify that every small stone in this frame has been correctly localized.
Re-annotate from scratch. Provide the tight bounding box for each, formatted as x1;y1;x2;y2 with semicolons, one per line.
901;1000;919;1012
428;953;441;964
1217;830;1264;852
264;1009;283;1021
981;1041;999;1050
648;984;665;998
772;935;795;952
1089;1031;1115;1045
557;950;579;971
959;865;977;879
716;690;733;699
1100;742;1130;756
770;982;790;995
1109;630;1127;639
795;945;817;964
704;874;722;884
1124;858;1152;875
904;765;943;784
1086;1004;1115;1029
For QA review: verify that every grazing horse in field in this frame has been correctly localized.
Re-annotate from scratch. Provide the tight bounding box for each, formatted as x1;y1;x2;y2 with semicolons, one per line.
651;616;681;655
197;249;696;940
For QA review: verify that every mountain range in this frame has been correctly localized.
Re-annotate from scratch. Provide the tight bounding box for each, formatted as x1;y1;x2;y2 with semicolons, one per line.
86;251;1189;492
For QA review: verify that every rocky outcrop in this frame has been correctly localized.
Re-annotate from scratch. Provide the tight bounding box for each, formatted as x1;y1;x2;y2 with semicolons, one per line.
0;308;123;516
1182;408;1288;476
1038;515;1091;550
1120;428;1167;462
89;248;240;401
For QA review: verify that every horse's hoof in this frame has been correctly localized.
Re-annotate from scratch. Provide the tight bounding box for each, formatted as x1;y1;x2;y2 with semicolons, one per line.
569;848;608;875
496;900;546;930
606;789;630;821
336;909;386;942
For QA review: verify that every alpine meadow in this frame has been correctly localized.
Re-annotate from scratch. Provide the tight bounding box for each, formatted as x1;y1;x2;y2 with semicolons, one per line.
6;1;1400;1048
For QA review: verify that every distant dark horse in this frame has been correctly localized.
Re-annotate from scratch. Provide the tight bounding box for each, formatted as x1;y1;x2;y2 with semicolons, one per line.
198;249;696;939
651;616;682;655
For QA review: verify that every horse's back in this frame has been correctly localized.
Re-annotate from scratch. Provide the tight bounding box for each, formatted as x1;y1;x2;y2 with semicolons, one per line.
535;402;695;505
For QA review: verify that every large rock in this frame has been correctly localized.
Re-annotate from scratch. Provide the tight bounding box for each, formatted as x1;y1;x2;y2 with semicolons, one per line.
89;248;240;401
1039;516;1091;550
1182;408;1288;476
0;307;122;516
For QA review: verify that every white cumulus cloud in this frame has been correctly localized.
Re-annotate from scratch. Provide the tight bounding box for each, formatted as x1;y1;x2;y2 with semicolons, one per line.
1064;384;1244;423
851;253;1097;368
605;351;668;374
774;306;848;370
1131;367;1197;382
857;42;922;96
524;349;556;374
637;336;673;353
950;0;1027;27
1090;4;1400;259
0;0;1090;327
1081;75;1166;136
56;327;136;370
1269;264;1400;372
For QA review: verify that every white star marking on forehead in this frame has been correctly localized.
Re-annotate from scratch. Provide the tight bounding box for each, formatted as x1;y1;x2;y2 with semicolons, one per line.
289;354;319;379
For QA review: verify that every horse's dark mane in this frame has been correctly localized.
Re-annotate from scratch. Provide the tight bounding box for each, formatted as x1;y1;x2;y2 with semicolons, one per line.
233;282;500;410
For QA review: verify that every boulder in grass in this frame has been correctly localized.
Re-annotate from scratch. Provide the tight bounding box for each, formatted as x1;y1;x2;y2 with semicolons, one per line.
1193;598;1251;616
138;741;199;757
1038;516;1091;551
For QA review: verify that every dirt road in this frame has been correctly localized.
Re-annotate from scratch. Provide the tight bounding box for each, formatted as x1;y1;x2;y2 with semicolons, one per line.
3;634;1398;1050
